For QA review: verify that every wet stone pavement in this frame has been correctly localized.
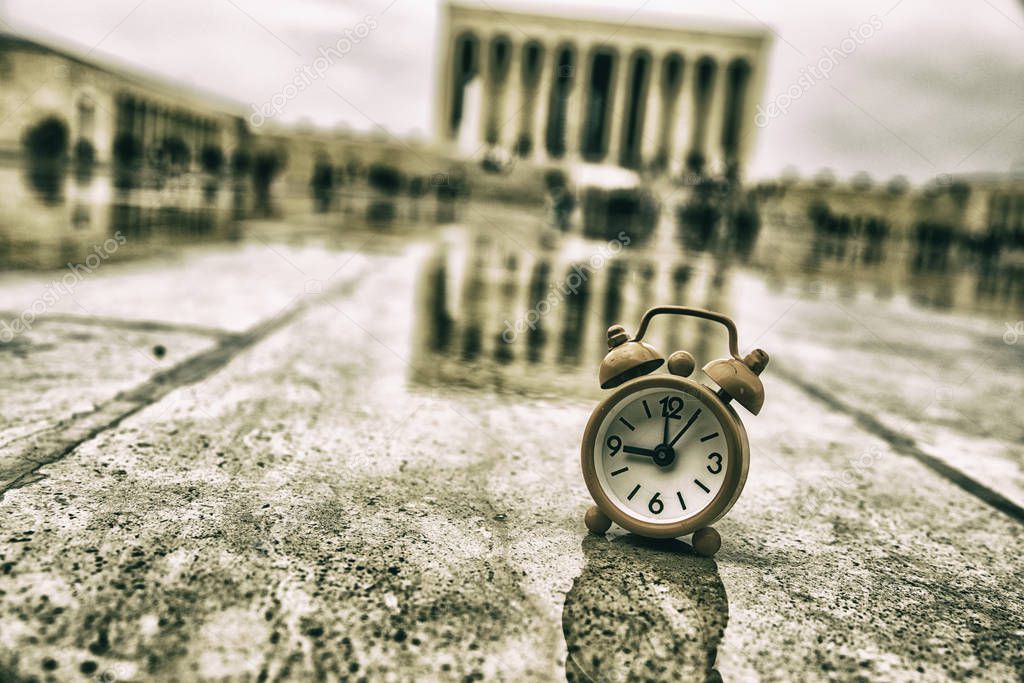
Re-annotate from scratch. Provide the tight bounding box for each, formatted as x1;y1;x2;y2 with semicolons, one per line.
0;215;1022;682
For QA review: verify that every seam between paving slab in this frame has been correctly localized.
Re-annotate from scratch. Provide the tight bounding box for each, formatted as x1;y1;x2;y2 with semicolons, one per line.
4;284;1019;526
772;363;1024;524
0;271;364;499
0;311;239;340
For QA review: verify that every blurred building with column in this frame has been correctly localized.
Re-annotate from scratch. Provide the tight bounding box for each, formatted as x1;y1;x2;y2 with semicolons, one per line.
435;1;771;180
0;32;249;169
0;31;256;268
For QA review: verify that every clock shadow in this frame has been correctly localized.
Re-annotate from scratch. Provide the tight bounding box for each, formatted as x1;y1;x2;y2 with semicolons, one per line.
562;532;729;682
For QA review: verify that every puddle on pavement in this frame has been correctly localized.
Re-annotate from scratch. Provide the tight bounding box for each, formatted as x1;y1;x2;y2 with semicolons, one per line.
562;533;727;682
0;163;460;270
407;205;1024;403
409;229;748;402
0;165;244;269
4;156;1022;407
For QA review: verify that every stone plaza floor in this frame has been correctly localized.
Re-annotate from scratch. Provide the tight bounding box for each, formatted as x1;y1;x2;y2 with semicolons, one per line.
0;214;1022;681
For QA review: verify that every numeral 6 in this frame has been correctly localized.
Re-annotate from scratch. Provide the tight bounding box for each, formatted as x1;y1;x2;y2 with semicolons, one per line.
648;492;664;514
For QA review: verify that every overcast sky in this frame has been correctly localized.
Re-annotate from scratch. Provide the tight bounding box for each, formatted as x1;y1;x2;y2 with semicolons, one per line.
2;0;1022;182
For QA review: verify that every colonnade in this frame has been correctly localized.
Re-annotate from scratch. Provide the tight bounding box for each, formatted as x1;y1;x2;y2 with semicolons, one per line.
113;93;224;162
440;28;757;177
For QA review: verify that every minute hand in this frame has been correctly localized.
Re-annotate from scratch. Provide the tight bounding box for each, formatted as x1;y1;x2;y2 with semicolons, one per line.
668;409;701;447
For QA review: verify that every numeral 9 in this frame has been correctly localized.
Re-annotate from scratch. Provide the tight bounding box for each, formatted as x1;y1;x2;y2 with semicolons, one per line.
606;435;622;455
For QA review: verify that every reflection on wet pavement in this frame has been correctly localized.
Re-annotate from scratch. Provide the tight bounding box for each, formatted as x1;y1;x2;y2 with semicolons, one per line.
409;216;772;402
0;166;242;269
4;148;1024;509
404;199;1024;407
404;207;1024;514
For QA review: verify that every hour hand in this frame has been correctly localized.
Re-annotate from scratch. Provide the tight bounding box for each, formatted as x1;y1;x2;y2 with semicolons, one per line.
623;445;657;458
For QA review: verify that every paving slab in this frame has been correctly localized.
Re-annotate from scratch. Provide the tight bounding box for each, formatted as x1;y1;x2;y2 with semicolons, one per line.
1;237;1021;681
0;316;219;449
728;270;1024;511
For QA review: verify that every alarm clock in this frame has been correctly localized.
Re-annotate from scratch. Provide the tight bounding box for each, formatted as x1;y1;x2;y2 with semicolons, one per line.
580;306;768;557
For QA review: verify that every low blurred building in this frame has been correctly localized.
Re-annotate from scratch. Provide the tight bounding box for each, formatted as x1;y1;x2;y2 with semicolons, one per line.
0;30;255;268
0;31;249;169
435;1;771;180
757;173;1024;256
752;172;1024;311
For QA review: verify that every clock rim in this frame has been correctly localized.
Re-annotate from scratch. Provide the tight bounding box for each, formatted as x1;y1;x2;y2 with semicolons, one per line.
581;374;748;539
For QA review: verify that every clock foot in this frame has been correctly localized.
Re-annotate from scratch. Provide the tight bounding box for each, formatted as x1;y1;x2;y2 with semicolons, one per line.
584;506;612;534
692;527;721;557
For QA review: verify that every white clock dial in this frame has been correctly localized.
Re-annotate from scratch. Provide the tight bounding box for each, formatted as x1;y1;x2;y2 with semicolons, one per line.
594;386;730;524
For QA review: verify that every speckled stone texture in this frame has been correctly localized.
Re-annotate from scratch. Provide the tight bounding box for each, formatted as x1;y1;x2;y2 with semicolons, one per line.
0;229;1021;681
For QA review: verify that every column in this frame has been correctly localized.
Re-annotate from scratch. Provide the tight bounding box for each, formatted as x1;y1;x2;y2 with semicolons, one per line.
499;40;522;150
145;102;156;149
685;57;715;175
477;33;492;149
211;122;222;152
515;42;540;156
657;54;686;174
562;49;584;162
189;115;200;158
136;102;147;153
443;31;481;146
641;52;664;170
161;108;171;145
605;49;630;165
122;97;136;143
724;57;757;178
735;58;759;178
704;54;727;176
483;35;504;146
436;26;455;143
670;58;695;177
531;41;555;162
150;106;161;146
131;99;144;143
619;51;653;169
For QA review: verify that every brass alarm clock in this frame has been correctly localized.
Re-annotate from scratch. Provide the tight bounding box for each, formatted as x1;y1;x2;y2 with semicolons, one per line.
580;306;768;557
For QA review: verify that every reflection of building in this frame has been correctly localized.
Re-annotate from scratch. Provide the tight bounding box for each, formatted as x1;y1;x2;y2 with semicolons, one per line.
435;2;771;178
0;32;248;167
411;230;736;399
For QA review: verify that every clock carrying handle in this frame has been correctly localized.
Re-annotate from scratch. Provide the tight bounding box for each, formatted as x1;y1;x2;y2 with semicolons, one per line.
632;306;743;361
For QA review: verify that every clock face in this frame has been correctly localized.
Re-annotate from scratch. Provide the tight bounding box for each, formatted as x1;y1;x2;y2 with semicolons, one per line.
593;385;731;525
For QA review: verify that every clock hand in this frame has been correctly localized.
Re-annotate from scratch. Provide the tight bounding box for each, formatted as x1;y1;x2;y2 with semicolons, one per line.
668;408;702;448
662;412;670;446
623;445;658;457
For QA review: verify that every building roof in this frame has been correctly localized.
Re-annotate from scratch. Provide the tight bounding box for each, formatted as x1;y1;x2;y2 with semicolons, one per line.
445;0;772;42
0;29;247;119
